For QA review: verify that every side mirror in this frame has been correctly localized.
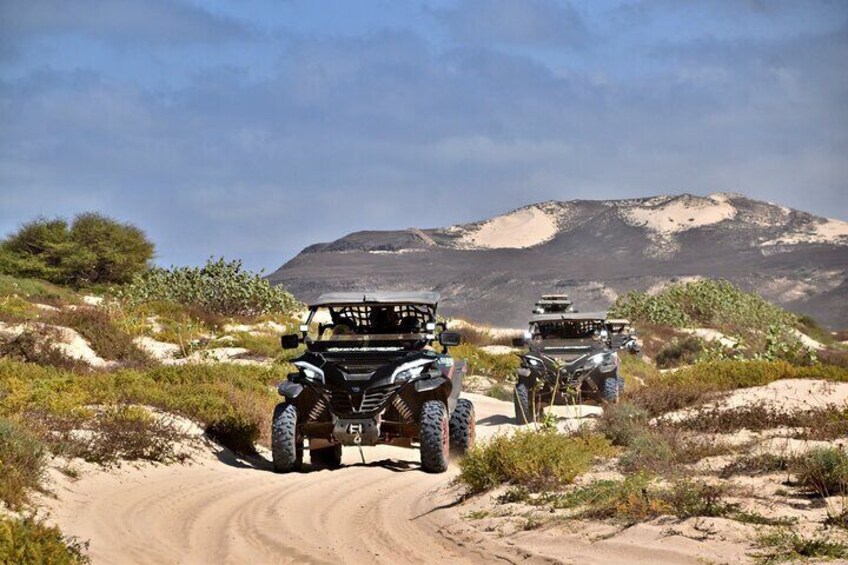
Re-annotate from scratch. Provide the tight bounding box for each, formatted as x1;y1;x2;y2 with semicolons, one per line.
512;337;526;347
438;331;461;347
281;334;301;350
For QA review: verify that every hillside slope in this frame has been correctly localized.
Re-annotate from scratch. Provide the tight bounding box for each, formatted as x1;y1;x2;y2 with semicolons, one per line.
269;193;848;327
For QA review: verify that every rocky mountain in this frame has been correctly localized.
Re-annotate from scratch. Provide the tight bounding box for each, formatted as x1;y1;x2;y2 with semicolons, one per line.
268;193;848;328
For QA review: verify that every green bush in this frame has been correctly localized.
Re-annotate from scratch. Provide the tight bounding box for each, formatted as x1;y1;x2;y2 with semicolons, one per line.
0;418;46;509
458;430;614;493
1;214;153;286
0;515;88;564
595;403;649;447
119;258;300;317
791;447;848;497
611;279;795;330
610;279;810;361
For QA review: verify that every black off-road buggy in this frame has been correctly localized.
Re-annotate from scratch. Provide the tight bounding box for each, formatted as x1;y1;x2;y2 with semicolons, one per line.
273;291;475;474
512;312;624;424
533;294;574;315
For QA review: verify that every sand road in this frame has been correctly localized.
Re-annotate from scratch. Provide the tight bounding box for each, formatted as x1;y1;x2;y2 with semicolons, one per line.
44;394;561;564
43;394;742;565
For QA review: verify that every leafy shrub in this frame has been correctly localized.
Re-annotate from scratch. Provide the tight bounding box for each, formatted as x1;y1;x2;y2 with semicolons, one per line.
611;279;809;361
0;515;89;564
458;430;614;493
119;258;299;317
1;214;153;286
0;418;46;509
611;279;795;330
791;447;848;497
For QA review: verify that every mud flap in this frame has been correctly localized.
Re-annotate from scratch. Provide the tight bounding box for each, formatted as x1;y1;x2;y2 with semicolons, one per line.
277;381;304;398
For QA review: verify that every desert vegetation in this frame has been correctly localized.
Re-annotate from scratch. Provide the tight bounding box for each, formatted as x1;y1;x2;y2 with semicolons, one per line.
456;280;847;561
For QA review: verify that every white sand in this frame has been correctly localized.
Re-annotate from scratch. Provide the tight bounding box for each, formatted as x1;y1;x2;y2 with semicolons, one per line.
462;205;558;249
622;195;737;234
133;336;181;360
764;217;848;246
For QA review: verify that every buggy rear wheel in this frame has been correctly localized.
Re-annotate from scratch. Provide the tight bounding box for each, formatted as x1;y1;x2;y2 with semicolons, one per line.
271;402;302;473
449;398;476;455
310;445;343;469
602;372;624;403
420;400;449;473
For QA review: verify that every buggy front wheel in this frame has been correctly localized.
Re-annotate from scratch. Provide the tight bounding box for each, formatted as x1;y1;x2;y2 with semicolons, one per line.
271;403;303;473
513;383;538;425
420;400;450;473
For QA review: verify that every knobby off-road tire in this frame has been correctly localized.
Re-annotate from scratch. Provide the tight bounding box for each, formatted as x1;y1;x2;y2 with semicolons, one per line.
513;383;535;425
449;398;476;456
602;372;625;403
310;445;342;469
271;402;302;473
420;400;450;473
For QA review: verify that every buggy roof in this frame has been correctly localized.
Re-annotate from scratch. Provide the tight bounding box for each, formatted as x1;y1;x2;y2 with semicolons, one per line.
606;318;631;325
530;312;607;323
539;294;570;300
311;291;440;307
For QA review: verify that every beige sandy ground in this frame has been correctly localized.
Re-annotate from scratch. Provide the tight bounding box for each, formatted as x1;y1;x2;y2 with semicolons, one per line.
33;393;787;565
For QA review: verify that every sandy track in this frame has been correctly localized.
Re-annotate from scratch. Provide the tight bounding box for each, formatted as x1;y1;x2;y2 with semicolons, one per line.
44;394;565;565
42;394;745;564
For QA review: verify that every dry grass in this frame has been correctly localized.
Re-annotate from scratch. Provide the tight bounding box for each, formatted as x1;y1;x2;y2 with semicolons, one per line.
47;307;150;366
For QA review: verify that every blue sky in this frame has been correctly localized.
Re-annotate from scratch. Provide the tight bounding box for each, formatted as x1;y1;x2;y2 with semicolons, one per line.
1;0;846;270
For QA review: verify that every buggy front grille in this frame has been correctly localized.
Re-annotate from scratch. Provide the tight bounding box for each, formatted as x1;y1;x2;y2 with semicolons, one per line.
329;384;402;415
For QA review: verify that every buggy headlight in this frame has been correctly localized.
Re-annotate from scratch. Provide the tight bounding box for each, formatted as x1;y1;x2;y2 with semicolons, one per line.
294;361;324;383
394;366;424;382
391;359;431;383
584;353;618;373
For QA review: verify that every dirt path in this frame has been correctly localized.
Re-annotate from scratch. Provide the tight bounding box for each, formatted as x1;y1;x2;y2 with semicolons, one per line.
41;394;748;564
41;394;560;564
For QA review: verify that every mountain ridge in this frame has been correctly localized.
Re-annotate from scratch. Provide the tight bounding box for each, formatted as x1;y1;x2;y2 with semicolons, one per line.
270;193;848;328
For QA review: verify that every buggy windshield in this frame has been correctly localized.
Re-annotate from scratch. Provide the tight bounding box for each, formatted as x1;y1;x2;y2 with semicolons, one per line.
306;303;436;342
532;320;605;340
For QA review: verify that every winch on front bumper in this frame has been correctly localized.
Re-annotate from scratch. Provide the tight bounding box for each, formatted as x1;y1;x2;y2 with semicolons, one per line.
333;417;381;446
